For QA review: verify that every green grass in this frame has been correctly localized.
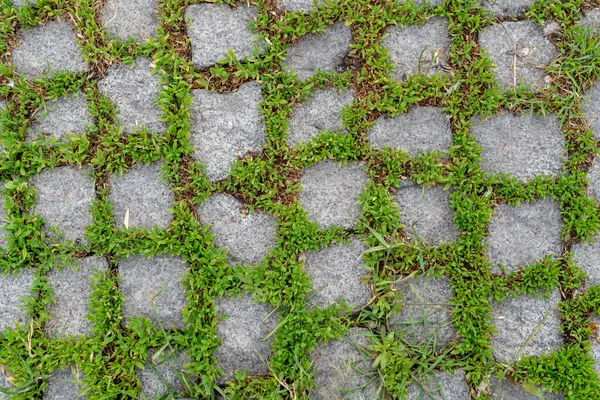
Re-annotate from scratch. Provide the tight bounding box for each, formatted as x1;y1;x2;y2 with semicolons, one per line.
1;0;600;398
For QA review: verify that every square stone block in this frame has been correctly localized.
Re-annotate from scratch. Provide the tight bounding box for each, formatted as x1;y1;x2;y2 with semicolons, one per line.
299;161;367;229
589;315;600;376
390;274;457;348
406;369;470;400
46;256;108;337
197;193;277;266
137;349;190;399
0;268;34;333
98;57;166;135
214;293;279;383
285;22;353;80
368;106;452;157
479;21;558;90
185;4;263;70
490;290;563;362
26;94;92;142
381;17;451;80
303;238;371;309
287;88;354;146
586;157;600;201
583;80;600;140
581;10;600;31
309;328;377;400
12;0;37;6
108;161;173;230
30;166;95;243
102;0;160;42
573;237;600;288
486;198;562;274
480;0;534;17
0;185;7;249
119;255;188;329
43;367;86;400
12;20;87;79
394;180;459;245
471;113;565;181
281;0;325;12
189;82;265;181
489;378;564;400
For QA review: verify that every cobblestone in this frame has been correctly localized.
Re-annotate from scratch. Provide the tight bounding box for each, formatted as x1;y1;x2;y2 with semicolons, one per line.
405;369;470;400
43;367;86;400
102;0;160;42
137;349;190;399
0;268;34;333
26;94;92;142
583;80;600;140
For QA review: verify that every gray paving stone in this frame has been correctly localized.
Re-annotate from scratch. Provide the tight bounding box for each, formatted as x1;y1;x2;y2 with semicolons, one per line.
101;0;160;42
394;180;459;245
486;198;562;274
490;290;563;362
299;160;367;229
390;274;457;348
185;4;263;70
0;268;34;333
12;20;86;79
0;184;7;249
108;161;173;230
368;106;452;157
382;17;451;80
98;57;166;135
30;166;95;243
479;21;557;90
119;255;188;330
303;238;371;309
587;157;600;202
26;94;92;142
589;315;600;376
309;328;377;400
412;0;444;5
214;293;279;383
46;257;108;337
137;349;190;399
285;22;353;80
480;0;534;17
287;88;354;146
583;80;600;140
406;369;470;400
573;237;600;288
197;193;277;266
489;378;564;400
43;367;86;400
190;82;265;181
0;369;10;399
12;0;36;7
281;0;325;13
580;10;600;31
471;113;565;181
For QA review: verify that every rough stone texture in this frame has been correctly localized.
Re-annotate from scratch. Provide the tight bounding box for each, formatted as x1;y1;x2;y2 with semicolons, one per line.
12;0;36;7
185;4;263;70
109;161;173;230
368;106;452;157
382;18;451;80
198;193;278;266
471;113;565;181
394;180;459;245
390;274;457;348
489;378;564;400
0;184;7;249
43;367;86;400
12;20;86;79
405;369;470;400
299;161;367;229
303;238;371;309
26;94;92;142
589;315;600;376
309;328;377;400
573;237;600;288
587;157;600;202
98;57;166;135
0;269;34;333
0;369;10;398
119;255;188;329
30;166;95;243
281;0;324;12
490;290;563;362
190;82;265;181
214;293;279;383
486;198;562;274
583;80;600;140
479;21;558;90
581;10;600;31
46;257;108;337
285;22;353;80
413;0;444;5
287;88;354;146
137;349;190;399
480;0;534;16
102;0;160;42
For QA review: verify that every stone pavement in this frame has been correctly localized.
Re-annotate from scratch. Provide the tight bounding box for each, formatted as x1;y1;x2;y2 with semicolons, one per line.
1;0;600;399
